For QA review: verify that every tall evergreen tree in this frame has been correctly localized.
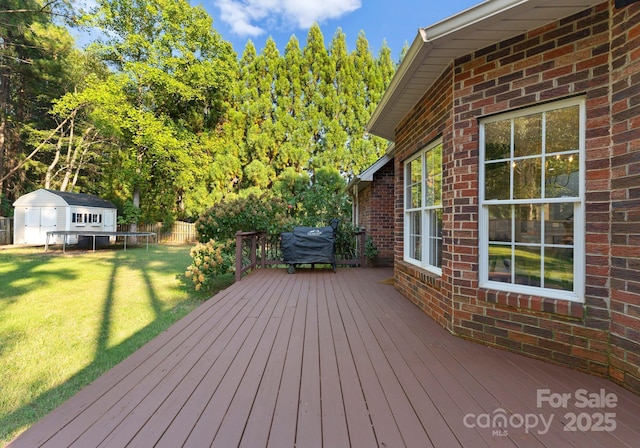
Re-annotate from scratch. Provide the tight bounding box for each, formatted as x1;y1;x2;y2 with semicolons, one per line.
274;36;308;172
302;24;331;171
0;0;77;204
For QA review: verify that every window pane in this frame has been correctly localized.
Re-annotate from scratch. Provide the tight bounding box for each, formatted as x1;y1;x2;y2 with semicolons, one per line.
407;157;422;208
514;114;542;157
546;203;574;245
411;184;422;208
544;248;574;291
410;235;422;261
489;244;512;283
427;144;443;207
485;161;510;200
515;204;541;244
545;153;579;198
514;246;541;287
428;209;443;267
488;205;512;242
408;211;422;261
546;106;579;153
410;157;422;183
513;158;542;199
485;120;511;160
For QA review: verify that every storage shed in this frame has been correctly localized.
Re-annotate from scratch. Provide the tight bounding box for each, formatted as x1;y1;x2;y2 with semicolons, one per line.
13;189;117;245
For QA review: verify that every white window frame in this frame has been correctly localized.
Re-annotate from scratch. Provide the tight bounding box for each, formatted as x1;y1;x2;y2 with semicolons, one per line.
73;212;86;226
479;97;586;302
404;139;443;275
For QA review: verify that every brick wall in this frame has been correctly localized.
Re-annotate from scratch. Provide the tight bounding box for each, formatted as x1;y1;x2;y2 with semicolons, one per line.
357;184;372;234
392;0;640;394
394;63;454;329
368;161;395;266
355;160;395;267
609;1;640;392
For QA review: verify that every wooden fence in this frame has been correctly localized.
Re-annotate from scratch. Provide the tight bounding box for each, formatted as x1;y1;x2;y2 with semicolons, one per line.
0;217;12;245
117;221;197;243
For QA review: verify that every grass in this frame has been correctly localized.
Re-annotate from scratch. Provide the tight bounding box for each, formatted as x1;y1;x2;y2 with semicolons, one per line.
0;244;234;446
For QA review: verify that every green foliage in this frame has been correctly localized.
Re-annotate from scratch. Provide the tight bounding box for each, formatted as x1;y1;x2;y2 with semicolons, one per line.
365;236;379;259
0;194;12;217
80;0;237;223
0;0;86;196
3;2;396;228
195;194;292;242
185;239;235;291
117;200;142;225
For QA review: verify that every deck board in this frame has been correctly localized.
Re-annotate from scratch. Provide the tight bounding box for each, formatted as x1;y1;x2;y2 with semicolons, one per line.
8;267;640;448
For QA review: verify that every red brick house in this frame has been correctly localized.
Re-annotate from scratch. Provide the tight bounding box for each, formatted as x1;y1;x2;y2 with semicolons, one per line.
349;145;396;266
362;0;640;394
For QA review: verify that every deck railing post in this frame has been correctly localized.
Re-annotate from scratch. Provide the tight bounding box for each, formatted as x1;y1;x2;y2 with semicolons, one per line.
260;232;266;268
235;231;243;282
250;234;257;269
359;228;367;267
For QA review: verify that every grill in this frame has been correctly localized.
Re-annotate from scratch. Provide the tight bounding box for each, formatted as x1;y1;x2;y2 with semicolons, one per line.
281;219;339;274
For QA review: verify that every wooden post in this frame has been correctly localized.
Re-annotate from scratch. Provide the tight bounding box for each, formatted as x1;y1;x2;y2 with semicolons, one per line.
250;233;257;268
359;229;367;267
235;231;243;282
260;232;266;268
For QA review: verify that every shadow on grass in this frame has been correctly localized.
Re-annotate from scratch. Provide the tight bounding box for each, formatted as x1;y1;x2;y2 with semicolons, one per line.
1;246;231;446
0;251;78;309
95;250;164;358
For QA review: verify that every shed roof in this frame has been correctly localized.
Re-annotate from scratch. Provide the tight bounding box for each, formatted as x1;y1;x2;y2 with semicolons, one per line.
367;0;606;141
13;189;117;209
46;190;117;208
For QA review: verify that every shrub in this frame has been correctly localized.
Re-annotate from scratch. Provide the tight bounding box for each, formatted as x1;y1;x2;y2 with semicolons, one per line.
195;194;292;243
185;239;235;291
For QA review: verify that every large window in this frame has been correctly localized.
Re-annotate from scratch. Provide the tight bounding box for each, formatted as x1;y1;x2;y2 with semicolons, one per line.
479;98;585;302
404;140;442;274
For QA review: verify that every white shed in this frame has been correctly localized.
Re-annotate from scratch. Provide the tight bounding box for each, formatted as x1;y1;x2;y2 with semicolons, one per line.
13;189;117;245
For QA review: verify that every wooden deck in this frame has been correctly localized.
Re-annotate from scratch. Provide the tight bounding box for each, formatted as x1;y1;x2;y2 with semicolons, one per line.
8;268;640;447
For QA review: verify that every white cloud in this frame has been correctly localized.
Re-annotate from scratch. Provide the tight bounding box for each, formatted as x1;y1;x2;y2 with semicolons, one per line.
214;0;362;37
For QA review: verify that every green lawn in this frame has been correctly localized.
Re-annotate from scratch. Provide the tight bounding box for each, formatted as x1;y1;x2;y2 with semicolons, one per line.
0;244;233;446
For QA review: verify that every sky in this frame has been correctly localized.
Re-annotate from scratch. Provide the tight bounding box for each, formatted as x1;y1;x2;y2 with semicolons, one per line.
198;0;483;60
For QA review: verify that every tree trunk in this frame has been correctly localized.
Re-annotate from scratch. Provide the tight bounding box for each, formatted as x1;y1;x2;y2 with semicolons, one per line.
45;130;65;189
0;120;5;194
70;141;91;191
60;112;76;191
130;188;140;233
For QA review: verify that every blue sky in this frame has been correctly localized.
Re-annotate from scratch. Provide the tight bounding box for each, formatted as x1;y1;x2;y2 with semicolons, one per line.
199;0;482;60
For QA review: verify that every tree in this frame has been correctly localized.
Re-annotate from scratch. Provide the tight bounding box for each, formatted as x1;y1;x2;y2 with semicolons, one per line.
274;36;309;172
0;0;78;201
84;0;236;225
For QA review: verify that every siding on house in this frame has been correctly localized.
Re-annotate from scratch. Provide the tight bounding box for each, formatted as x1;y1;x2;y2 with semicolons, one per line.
389;1;640;394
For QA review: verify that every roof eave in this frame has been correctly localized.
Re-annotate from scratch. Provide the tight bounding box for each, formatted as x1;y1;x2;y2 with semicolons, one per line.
366;0;605;142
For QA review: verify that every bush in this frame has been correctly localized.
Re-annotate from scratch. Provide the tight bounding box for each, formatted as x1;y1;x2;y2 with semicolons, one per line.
185;239;235;291
195;194;292;243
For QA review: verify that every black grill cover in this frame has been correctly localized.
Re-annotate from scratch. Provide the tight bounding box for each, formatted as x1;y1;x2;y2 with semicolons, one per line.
281;225;335;265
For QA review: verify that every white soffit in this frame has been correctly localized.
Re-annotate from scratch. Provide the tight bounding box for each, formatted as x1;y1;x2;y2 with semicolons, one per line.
368;0;606;141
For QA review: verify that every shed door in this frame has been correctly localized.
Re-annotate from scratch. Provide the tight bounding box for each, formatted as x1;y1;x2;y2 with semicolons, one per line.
104;210;115;231
24;207;57;244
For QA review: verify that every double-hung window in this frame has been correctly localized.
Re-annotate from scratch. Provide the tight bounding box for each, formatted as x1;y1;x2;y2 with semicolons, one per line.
479;98;585;302
404;140;443;274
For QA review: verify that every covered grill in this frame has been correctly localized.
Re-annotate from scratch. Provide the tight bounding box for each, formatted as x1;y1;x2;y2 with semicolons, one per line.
281;219;339;274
